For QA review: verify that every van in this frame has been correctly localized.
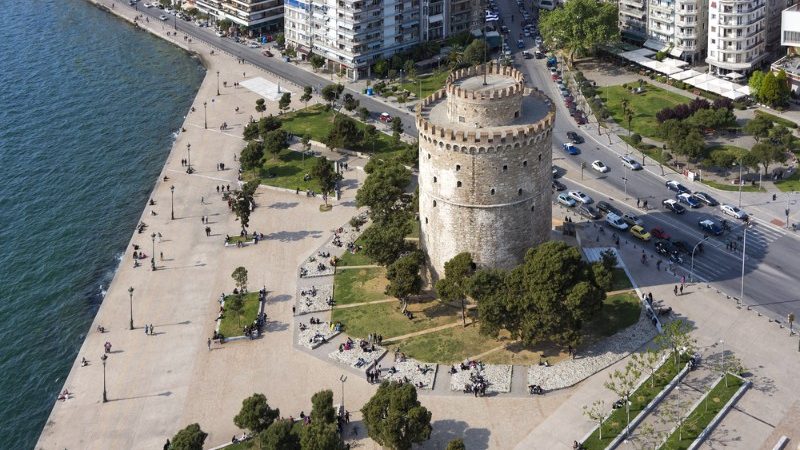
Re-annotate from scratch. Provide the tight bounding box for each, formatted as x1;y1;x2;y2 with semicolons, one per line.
605;212;629;231
539;0;555;10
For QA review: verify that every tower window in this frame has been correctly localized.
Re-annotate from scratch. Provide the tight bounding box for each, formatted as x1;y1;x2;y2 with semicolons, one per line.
456;164;461;171
490;188;495;195
523;160;528;167
514;111;520;118
518;188;522;196
433;200;437;207
459;116;465;123
428;153;431;159
433;176;437;183
531;205;535;212
503;165;508;171
425;217;428;224
457;181;462;187
538;153;542;162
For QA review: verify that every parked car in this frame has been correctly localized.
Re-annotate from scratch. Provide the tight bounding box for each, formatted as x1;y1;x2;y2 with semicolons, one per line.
591;160;609;173
517;39;525;48
262;50;274;57
676;193;701;208
620;155;642;170
662;199;686;214
596;201;621;216
650;227;670;240
379;112;392;123
629;225;652;241
666;180;691;194
721;204;748;220
655;240;684;262
552;179;566;191
557;193;576;207
566;131;584;144
693;192;718;206
568;190;593;204
698;219;723;236
622;212;644;227
522;51;532;59
672;240;691;255
606;212;629;231
579;205;601;220
562;143;580;155
159;14;168;20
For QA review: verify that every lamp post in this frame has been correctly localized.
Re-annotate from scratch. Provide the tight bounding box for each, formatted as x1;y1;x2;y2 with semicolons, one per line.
101;354;108;403
128;286;134;330
622;153;630;200
151;232;156;271
186;142;192;174
733;161;743;208
739;221;750;308
170;185;175;220
339;374;347;415
216;71;220;96
689;236;708;283
203;101;207;129
786;192;793;229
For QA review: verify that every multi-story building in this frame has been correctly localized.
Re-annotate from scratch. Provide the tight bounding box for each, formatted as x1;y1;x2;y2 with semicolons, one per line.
771;3;800;91
644;0;708;64
620;0;649;44
284;0;480;80
195;0;284;32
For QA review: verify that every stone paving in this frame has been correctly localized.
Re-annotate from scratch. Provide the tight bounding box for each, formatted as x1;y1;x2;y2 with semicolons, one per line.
378;358;437;390
295;284;334;315
328;339;387;371
297;321;342;349
298;221;365;278
527;309;658;391
450;364;513;394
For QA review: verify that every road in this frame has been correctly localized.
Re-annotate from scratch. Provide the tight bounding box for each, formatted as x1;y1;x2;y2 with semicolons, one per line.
132;4;419;134
495;0;800;320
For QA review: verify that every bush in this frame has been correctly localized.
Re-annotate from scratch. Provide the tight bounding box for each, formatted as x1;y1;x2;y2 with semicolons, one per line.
754;110;798;129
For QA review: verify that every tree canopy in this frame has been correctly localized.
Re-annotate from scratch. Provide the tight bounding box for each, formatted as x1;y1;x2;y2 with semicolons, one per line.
234;393;280;433
171;423;207;450
386;250;424;310
324;114;362;149
278;92;291;114
356;160;412;223
750;142;786;175
361;381;432;450
435;252;475;325
258;419;301;450
361;218;411;266
539;0;618;63
311;157;342;205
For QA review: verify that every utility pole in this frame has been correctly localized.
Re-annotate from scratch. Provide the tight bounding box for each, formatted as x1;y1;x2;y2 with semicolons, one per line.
739;222;749;308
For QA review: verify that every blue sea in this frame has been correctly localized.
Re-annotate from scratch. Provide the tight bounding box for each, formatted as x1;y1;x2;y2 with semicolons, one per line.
0;2;204;448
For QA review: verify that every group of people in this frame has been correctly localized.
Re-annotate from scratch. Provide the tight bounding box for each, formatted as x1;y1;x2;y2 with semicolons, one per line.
366;366;382;383
528;384;544;395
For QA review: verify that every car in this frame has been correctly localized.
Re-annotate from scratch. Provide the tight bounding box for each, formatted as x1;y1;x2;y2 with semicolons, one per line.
579;205;601;220
591;160;609;173
693;192;718;206
262;50;274;57
620;155;642;170
617;213;641;228
662;199;686;214
552;179;566;191
665;180;690;194
159;14;168;20
596;201;621;216
566;131;584;144
698;219;723;236
248;42;260;48
144;2;153;7
655;240;684;263
568;190;593;204
650;227;670;240
630;225;652;241
721;204;748;220
562;143;579;155
522;51;532;59
535;50;545;59
676;193;701;208
517;39;525;48
672;240;691;255
575;116;587;125
552;165;560;178
379;112;392;123
557;193;576;207
606;212;629;230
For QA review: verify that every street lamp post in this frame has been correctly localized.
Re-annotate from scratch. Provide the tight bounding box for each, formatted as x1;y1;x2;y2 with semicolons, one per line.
786;192;792;229
733;162;743;208
720;339;725;375
128;286;134;330
339;374;347;415
739;221;750;308
151;232;156;271
689;237;708;283
186;142;192;174
216;71;220;96
101;354;108;403
203;101;207;129
170;185;175;220
623;153;629;200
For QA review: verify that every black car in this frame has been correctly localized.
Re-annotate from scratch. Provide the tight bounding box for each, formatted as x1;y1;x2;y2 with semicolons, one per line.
693;191;719;206
666;180;691;194
596;201;621;216
662;199;686;214
578;205;601;220
672;240;691;255
552;179;566;191
566;131;584;144
655;240;685;263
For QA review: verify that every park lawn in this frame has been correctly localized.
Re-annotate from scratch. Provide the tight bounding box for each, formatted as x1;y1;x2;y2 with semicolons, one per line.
754;109;798;129
333;267;388;305
619;134;672;167
582;352;690;449
661;374;744;450
226;234;253;245
331;299;460;339
584;292;642;339
400;70;450;99
598;84;690;139
219;292;261;337
245;148;323;192
337;236;374;266
407;220;420;239
700;178;765;193
775;171;800;192
611;268;634;291
392;321;506;364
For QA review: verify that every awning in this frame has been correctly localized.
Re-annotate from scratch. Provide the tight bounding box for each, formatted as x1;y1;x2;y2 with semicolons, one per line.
670;69;702;80
643;38;670;52
727;72;744;80
669;47;683;58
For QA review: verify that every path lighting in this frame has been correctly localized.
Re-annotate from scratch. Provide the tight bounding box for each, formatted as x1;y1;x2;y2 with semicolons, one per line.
151;233;156;271
128;286;134;330
186;142;193;174
217;71;220;96
170;185;175;220
203;101;207;129
101;354;108;403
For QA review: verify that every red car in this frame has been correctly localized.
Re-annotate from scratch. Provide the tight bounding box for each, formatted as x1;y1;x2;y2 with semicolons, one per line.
650;227;670;240
262;50;274;57
379;112;392;123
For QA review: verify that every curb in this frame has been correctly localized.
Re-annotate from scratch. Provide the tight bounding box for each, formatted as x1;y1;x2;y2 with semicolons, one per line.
686;375;751;450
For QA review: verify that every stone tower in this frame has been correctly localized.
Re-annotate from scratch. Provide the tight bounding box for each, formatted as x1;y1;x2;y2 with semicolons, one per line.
416;63;555;278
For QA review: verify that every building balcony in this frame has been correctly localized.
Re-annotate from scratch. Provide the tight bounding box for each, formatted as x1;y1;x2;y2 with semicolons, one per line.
650;14;674;24
620;7;646;19
650;2;675;12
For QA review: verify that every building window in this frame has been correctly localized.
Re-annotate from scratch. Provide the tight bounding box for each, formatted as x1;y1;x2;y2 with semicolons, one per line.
457;181;462;187
433;200;437;207
538;154;542;162
518;188;523;195
433;176;437;183
503;165;508;171
523;160;528;167
514;111;520;118
425;217;428;224
490;188;495;195
456;164;461;171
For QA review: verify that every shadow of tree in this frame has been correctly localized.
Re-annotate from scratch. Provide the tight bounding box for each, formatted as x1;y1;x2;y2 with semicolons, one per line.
270;294;292;303
427;420;491;450
268;202;299;209
264;230;323;241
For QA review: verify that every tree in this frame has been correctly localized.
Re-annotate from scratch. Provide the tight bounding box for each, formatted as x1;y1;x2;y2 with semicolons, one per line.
745;115;774;142
539;0;619;64
240;141;264;170
356;160;411;223
321;84;338;106
310;54;326;72
301;135;311;159
361;381;432;450
310;389;337;425
462;39;487;66
631;350;661;389
391;116;404;143
357;106;370;121
311;157;342;206
234;393;280;433
243;121;261;141
300;421;344;450
660;397;697;443
255;98;267;116
750;142;785;175
361;219;410;266
275;33;286;47
300;86;313;108
446;439;466;450
171;423;207;450
324;114;361;149
775;69;792;106
258;115;282;137
259;419;301;450
630;133;642;146
604;360;641;438
435;252;475;326
386;251;424;312
373;59;389;78
655;319;695;365
233;188;255;232
343;93;359;112
278;92;291;114
264;129;289;156
403;59;417;80
748;70;765;99
759;71;782;106
218;19;234;33
582;400;608;441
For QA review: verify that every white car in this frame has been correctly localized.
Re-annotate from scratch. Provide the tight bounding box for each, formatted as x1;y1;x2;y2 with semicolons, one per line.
144;2;153;7
216;31;225;37
606;212;629;231
721;204;748;220
591;160;609;173
620;155;642;170
248;42;260;48
557;193;576;207
159;14;168;20
568;190;593;204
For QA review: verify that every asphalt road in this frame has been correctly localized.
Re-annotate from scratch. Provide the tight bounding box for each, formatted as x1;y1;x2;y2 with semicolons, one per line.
132;4;419;134
496;0;800;319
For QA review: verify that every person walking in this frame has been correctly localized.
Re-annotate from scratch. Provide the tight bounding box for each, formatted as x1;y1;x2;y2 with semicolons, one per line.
149;324;154;335
144;324;149;335
679;285;684;295
674;285;678;296
207;338;211;350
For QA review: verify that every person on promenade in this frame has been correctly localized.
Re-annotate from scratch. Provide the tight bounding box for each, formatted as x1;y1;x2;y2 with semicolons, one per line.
149;324;154;335
207;338;211;351
144;324;149;335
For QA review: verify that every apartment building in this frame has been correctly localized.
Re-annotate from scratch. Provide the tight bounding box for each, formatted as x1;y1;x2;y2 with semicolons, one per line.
706;0;794;76
770;3;800;91
284;0;480;80
645;0;708;64
195;0;284;31
619;0;648;44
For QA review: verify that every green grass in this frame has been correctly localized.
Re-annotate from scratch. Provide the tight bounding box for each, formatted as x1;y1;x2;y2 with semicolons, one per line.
775;171;800;192
333;267;388;305
661;374;744;450
331;300;460;339
336;236;374;266
391;321;503;363
754;110;798;129
407;220;420;239
245;148;324;191
584;292;642;338
219;292;261;337
582;352;690;449
611;268;634;291
619;134;672;166
598;84;691;139
226;234;253;244
400;70;450;99
700;178;765;193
